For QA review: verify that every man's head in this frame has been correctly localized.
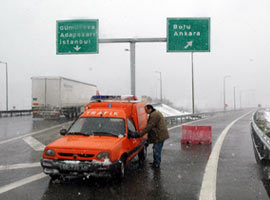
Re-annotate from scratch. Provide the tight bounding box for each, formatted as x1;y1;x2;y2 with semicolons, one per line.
144;104;155;114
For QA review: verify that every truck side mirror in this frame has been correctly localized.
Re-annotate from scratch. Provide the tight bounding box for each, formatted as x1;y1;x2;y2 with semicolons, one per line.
60;129;67;136
128;130;140;138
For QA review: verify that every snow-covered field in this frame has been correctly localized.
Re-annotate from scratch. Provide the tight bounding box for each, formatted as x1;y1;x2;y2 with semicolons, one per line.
154;104;190;117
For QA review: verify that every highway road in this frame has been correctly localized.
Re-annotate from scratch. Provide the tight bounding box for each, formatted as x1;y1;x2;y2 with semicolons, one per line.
0;110;269;200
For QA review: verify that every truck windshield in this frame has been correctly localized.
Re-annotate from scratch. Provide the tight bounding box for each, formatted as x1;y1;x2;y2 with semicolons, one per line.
68;117;126;137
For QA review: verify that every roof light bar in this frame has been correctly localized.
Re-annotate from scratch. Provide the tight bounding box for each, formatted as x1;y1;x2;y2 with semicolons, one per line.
91;95;137;101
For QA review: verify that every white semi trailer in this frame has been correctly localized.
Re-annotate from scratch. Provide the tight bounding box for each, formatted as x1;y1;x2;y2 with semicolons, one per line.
31;76;97;119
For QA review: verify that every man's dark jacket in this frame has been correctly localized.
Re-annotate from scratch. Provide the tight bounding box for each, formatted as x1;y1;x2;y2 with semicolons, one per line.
141;110;169;144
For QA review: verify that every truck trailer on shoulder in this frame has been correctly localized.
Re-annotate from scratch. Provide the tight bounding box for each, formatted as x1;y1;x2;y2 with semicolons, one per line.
31;76;97;119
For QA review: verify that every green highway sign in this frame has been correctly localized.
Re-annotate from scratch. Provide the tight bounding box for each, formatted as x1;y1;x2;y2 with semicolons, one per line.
167;18;210;52
56;19;98;54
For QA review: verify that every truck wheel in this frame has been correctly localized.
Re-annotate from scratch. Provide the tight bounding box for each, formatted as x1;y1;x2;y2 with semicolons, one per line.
138;146;147;162
49;174;60;180
113;158;126;179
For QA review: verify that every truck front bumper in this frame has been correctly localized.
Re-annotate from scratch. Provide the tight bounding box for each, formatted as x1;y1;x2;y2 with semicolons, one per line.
40;158;120;176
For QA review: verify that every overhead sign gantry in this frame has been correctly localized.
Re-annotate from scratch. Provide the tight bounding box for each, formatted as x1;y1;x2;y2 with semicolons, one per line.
55;18;211;114
167;18;210;114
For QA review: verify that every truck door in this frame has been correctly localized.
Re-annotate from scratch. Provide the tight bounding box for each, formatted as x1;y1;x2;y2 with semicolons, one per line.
32;78;46;109
127;119;141;157
46;78;60;110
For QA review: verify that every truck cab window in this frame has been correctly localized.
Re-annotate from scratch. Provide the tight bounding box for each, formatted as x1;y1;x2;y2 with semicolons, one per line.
127;119;136;132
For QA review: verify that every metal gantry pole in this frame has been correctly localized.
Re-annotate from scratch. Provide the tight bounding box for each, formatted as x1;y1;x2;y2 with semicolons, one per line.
130;42;136;96
99;38;166;96
191;52;195;114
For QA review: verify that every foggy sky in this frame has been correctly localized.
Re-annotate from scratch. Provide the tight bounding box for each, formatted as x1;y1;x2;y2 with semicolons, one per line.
0;0;269;112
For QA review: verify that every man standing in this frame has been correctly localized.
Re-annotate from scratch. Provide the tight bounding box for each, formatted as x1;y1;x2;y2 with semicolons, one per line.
140;104;169;168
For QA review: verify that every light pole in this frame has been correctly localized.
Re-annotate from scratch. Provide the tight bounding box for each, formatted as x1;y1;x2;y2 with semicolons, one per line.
223;75;231;111
0;61;8;111
155;71;163;103
233;86;236;110
239;90;242;109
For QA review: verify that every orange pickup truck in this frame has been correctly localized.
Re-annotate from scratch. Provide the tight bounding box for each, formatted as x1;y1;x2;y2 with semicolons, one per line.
40;95;148;179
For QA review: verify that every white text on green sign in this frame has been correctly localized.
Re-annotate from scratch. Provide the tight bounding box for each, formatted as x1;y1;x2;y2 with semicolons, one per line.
57;19;98;54
167;18;210;52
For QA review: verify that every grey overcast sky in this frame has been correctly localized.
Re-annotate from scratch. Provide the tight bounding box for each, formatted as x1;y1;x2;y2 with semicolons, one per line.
0;0;269;111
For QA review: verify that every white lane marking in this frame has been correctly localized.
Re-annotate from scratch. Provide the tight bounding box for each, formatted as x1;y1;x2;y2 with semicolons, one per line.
23;136;45;151
0;121;72;145
0;173;47;194
199;111;252;200
0;162;41;171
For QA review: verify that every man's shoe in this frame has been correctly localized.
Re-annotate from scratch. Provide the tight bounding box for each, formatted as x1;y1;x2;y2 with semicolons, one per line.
151;163;160;168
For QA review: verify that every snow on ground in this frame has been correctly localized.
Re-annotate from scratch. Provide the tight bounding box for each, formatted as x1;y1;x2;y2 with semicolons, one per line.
263;109;270;122
153;104;190;117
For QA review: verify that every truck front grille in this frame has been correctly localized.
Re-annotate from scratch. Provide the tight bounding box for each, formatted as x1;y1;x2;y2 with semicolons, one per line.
78;154;95;158
58;153;95;158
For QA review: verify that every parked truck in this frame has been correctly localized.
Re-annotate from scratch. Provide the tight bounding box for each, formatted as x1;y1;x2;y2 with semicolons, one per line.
31;76;97;119
40;95;148;179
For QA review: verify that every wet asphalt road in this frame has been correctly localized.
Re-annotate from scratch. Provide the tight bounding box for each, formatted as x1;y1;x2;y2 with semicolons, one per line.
0;116;70;141
0;110;270;200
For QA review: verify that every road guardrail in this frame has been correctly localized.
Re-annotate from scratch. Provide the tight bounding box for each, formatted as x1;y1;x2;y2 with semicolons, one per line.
0;109;226;122
164;111;226;127
250;109;270;163
0;110;32;117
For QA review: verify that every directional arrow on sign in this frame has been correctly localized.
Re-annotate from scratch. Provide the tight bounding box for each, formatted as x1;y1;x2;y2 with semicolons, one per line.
184;41;193;49
74;45;81;51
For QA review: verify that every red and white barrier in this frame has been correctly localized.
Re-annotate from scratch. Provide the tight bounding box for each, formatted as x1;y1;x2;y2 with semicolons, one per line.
181;125;212;144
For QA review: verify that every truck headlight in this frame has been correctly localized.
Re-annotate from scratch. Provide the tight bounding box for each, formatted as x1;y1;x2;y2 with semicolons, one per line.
45;149;56;157
96;152;110;160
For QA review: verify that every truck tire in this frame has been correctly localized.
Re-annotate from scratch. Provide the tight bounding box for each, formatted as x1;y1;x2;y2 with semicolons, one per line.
112;157;126;180
49;174;60;180
138;146;147;163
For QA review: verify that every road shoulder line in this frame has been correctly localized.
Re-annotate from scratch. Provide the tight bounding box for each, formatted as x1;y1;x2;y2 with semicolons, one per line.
0;173;47;194
0;162;41;171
